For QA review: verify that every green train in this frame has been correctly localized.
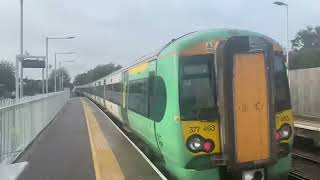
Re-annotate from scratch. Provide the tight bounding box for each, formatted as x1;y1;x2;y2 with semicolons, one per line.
75;29;294;180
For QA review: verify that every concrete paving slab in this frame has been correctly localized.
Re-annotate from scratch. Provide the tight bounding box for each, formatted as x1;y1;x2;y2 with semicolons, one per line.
0;162;28;180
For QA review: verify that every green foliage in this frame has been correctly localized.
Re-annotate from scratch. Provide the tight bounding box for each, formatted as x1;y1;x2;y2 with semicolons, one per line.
290;26;320;69
73;63;122;85
48;67;71;92
0;60;15;97
0;60;72;96
291;26;320;50
289;48;320;70
24;78;42;96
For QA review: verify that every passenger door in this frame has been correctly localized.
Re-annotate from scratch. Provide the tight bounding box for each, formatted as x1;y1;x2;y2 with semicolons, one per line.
120;71;129;126
233;52;270;163
216;36;274;165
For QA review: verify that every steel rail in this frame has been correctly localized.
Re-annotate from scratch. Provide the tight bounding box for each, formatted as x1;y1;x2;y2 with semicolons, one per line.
289;171;310;180
292;151;320;164
290;149;320;180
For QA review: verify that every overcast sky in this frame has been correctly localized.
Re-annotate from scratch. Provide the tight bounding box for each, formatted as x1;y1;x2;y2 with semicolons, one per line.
0;0;319;80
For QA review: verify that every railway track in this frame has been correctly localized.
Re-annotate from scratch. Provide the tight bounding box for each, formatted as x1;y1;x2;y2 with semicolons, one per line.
290;148;320;180
289;170;310;180
292;150;320;164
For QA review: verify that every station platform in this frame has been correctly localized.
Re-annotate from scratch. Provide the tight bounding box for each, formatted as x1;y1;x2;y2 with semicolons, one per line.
294;115;320;132
16;98;163;180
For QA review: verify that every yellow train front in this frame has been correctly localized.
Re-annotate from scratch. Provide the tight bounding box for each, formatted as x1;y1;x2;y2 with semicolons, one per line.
76;29;294;180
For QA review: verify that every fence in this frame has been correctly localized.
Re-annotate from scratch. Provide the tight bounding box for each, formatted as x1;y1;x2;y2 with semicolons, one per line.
290;67;320;117
0;91;70;164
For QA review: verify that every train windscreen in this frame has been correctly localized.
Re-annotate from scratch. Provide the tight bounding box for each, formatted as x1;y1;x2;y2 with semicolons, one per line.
179;54;219;120
273;55;291;112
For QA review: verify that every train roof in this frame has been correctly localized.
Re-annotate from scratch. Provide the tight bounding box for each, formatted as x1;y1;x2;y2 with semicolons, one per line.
160;28;281;55
76;28;282;88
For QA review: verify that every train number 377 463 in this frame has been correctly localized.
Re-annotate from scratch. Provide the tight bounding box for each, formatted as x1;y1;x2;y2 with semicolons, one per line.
189;125;216;133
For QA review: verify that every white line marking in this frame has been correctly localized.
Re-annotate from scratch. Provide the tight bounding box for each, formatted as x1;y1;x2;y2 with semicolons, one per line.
294;123;320;132
294;114;319;119
86;98;168;180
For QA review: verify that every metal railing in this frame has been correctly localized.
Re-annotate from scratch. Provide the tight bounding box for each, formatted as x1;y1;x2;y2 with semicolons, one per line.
0;91;70;164
0;98;15;108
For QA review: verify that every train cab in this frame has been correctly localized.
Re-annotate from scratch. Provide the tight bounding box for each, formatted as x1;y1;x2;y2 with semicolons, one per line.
174;33;294;179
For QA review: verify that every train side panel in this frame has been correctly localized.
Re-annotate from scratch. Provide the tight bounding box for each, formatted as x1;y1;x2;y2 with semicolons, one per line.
125;61;159;152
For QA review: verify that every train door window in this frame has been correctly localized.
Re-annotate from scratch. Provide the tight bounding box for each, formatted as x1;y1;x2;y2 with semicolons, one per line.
148;71;155;117
273;55;291;112
100;85;104;97
128;79;148;116
96;85;102;97
94;83;97;95
179;54;219;120
111;83;121;105
105;84;112;101
110;83;114;102
103;80;106;98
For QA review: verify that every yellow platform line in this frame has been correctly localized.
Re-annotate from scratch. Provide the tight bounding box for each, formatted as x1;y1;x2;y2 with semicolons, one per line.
81;98;125;180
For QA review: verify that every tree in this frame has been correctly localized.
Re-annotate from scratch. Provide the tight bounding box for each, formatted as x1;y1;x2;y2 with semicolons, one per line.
24;78;42;96
289;26;320;69
48;67;71;92
0;60;15;97
289;48;320;69
291;26;320;50
73;63;122;86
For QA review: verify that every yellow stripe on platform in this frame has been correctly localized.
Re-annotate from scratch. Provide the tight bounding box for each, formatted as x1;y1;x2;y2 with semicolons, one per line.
81;98;125;180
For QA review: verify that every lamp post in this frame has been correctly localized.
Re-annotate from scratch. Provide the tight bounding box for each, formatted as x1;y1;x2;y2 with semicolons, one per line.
16;0;24;99
59;61;62;91
274;1;289;72
46;36;75;93
20;0;23;56
54;52;75;92
60;60;75;91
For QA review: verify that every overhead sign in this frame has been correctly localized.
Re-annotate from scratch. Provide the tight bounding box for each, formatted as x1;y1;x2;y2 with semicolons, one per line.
22;60;45;68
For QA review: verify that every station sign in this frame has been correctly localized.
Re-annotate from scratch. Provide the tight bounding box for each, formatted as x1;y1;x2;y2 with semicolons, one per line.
22;60;45;68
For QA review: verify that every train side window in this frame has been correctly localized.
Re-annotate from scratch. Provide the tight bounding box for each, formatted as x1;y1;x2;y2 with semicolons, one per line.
273;55;291;112
128;79;148;116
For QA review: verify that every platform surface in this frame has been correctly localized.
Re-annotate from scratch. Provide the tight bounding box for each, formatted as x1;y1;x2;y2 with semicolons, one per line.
294;115;320;132
16;97;162;180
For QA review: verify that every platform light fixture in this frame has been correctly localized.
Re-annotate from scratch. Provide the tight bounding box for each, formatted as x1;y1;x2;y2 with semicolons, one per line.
273;1;289;78
46;36;76;93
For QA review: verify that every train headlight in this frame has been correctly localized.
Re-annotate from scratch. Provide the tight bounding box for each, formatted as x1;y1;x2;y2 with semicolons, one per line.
187;135;203;152
186;134;215;153
277;123;292;141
